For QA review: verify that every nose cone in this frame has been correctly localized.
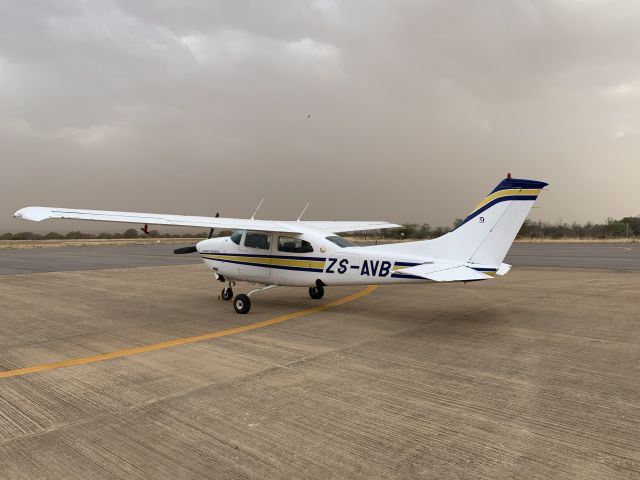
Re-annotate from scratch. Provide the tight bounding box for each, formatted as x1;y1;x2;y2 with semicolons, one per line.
196;237;221;253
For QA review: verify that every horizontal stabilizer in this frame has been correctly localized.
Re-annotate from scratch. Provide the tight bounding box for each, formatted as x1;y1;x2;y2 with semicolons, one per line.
394;263;493;282
496;263;512;276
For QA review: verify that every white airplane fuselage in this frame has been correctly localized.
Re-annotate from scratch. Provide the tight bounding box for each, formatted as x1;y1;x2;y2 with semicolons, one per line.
197;226;497;287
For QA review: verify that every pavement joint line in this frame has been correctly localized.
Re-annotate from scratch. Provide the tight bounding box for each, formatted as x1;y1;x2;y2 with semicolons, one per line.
0;285;378;380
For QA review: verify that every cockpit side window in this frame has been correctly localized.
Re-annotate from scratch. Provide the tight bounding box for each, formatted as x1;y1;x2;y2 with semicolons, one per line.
230;230;243;245
326;235;356;248
278;236;314;253
244;231;270;250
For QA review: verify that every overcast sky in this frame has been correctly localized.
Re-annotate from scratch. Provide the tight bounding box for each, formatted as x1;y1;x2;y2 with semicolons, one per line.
1;0;639;232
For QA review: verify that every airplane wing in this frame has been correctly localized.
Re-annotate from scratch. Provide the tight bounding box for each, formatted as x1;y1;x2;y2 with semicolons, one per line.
298;221;401;233
393;262;492;282
13;206;303;234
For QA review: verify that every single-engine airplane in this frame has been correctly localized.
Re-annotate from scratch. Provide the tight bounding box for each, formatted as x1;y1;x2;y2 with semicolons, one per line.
13;174;547;314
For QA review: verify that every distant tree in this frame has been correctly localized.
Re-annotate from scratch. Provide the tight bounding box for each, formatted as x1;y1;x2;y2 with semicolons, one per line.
1;233;12;240
123;228;138;238
606;218;627;237
431;226;450;238
44;232;64;240
519;219;532;238
403;223;418;239
417;223;431;238
181;231;208;238
12;232;42;240
621;217;640;236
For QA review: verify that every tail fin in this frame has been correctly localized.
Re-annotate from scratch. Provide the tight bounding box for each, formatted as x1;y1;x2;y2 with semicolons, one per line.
376;175;548;265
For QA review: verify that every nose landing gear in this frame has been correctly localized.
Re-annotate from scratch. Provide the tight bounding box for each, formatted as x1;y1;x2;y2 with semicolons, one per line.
219;280;236;301
309;285;324;299
221;287;233;301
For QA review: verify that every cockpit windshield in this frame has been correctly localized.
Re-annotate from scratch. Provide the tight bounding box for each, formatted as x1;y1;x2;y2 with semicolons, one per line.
326;235;356;248
230;230;243;245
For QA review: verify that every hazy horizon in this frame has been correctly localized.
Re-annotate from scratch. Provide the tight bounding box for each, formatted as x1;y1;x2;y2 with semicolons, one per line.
2;1;640;233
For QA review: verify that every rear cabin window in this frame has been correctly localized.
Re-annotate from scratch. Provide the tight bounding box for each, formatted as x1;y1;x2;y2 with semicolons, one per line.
326;235;356;248
230;230;243;245
244;232;270;250
278;236;314;253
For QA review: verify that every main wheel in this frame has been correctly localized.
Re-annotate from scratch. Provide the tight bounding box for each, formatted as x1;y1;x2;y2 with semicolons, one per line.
221;287;233;301
309;285;324;299
233;294;251;314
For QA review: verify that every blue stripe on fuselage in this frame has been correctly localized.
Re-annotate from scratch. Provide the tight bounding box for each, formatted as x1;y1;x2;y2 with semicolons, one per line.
200;252;326;262
201;256;324;273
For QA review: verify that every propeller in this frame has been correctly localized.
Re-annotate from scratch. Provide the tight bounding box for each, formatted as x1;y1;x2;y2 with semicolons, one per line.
173;212;220;255
175;212;219;254
173;245;198;255
208;212;219;239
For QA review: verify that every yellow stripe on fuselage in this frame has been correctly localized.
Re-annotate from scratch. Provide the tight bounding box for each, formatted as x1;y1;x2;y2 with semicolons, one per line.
469;188;541;215
201;254;325;270
270;258;325;269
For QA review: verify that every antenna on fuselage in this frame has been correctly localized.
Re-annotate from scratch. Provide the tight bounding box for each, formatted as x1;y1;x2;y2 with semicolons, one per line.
251;199;264;220
296;202;310;222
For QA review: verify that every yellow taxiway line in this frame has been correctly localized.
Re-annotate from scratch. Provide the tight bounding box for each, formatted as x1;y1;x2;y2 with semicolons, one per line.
0;285;378;379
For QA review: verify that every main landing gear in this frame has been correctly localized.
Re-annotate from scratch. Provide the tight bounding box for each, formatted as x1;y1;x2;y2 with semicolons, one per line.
233;294;251;314
233;285;278;314
221;281;325;314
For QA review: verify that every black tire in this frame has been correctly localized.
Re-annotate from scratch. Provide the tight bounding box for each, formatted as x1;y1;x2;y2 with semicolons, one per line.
233;294;251;314
221;287;233;301
309;285;324;299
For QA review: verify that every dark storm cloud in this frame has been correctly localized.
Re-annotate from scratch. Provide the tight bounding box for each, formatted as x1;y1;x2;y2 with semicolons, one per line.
1;0;639;232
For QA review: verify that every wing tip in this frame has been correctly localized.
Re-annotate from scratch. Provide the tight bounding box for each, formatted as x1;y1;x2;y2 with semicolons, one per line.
13;207;50;222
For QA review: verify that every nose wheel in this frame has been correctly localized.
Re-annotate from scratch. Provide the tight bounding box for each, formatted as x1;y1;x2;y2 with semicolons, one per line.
219;280;235;301
309;285;324;299
221;287;233;301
